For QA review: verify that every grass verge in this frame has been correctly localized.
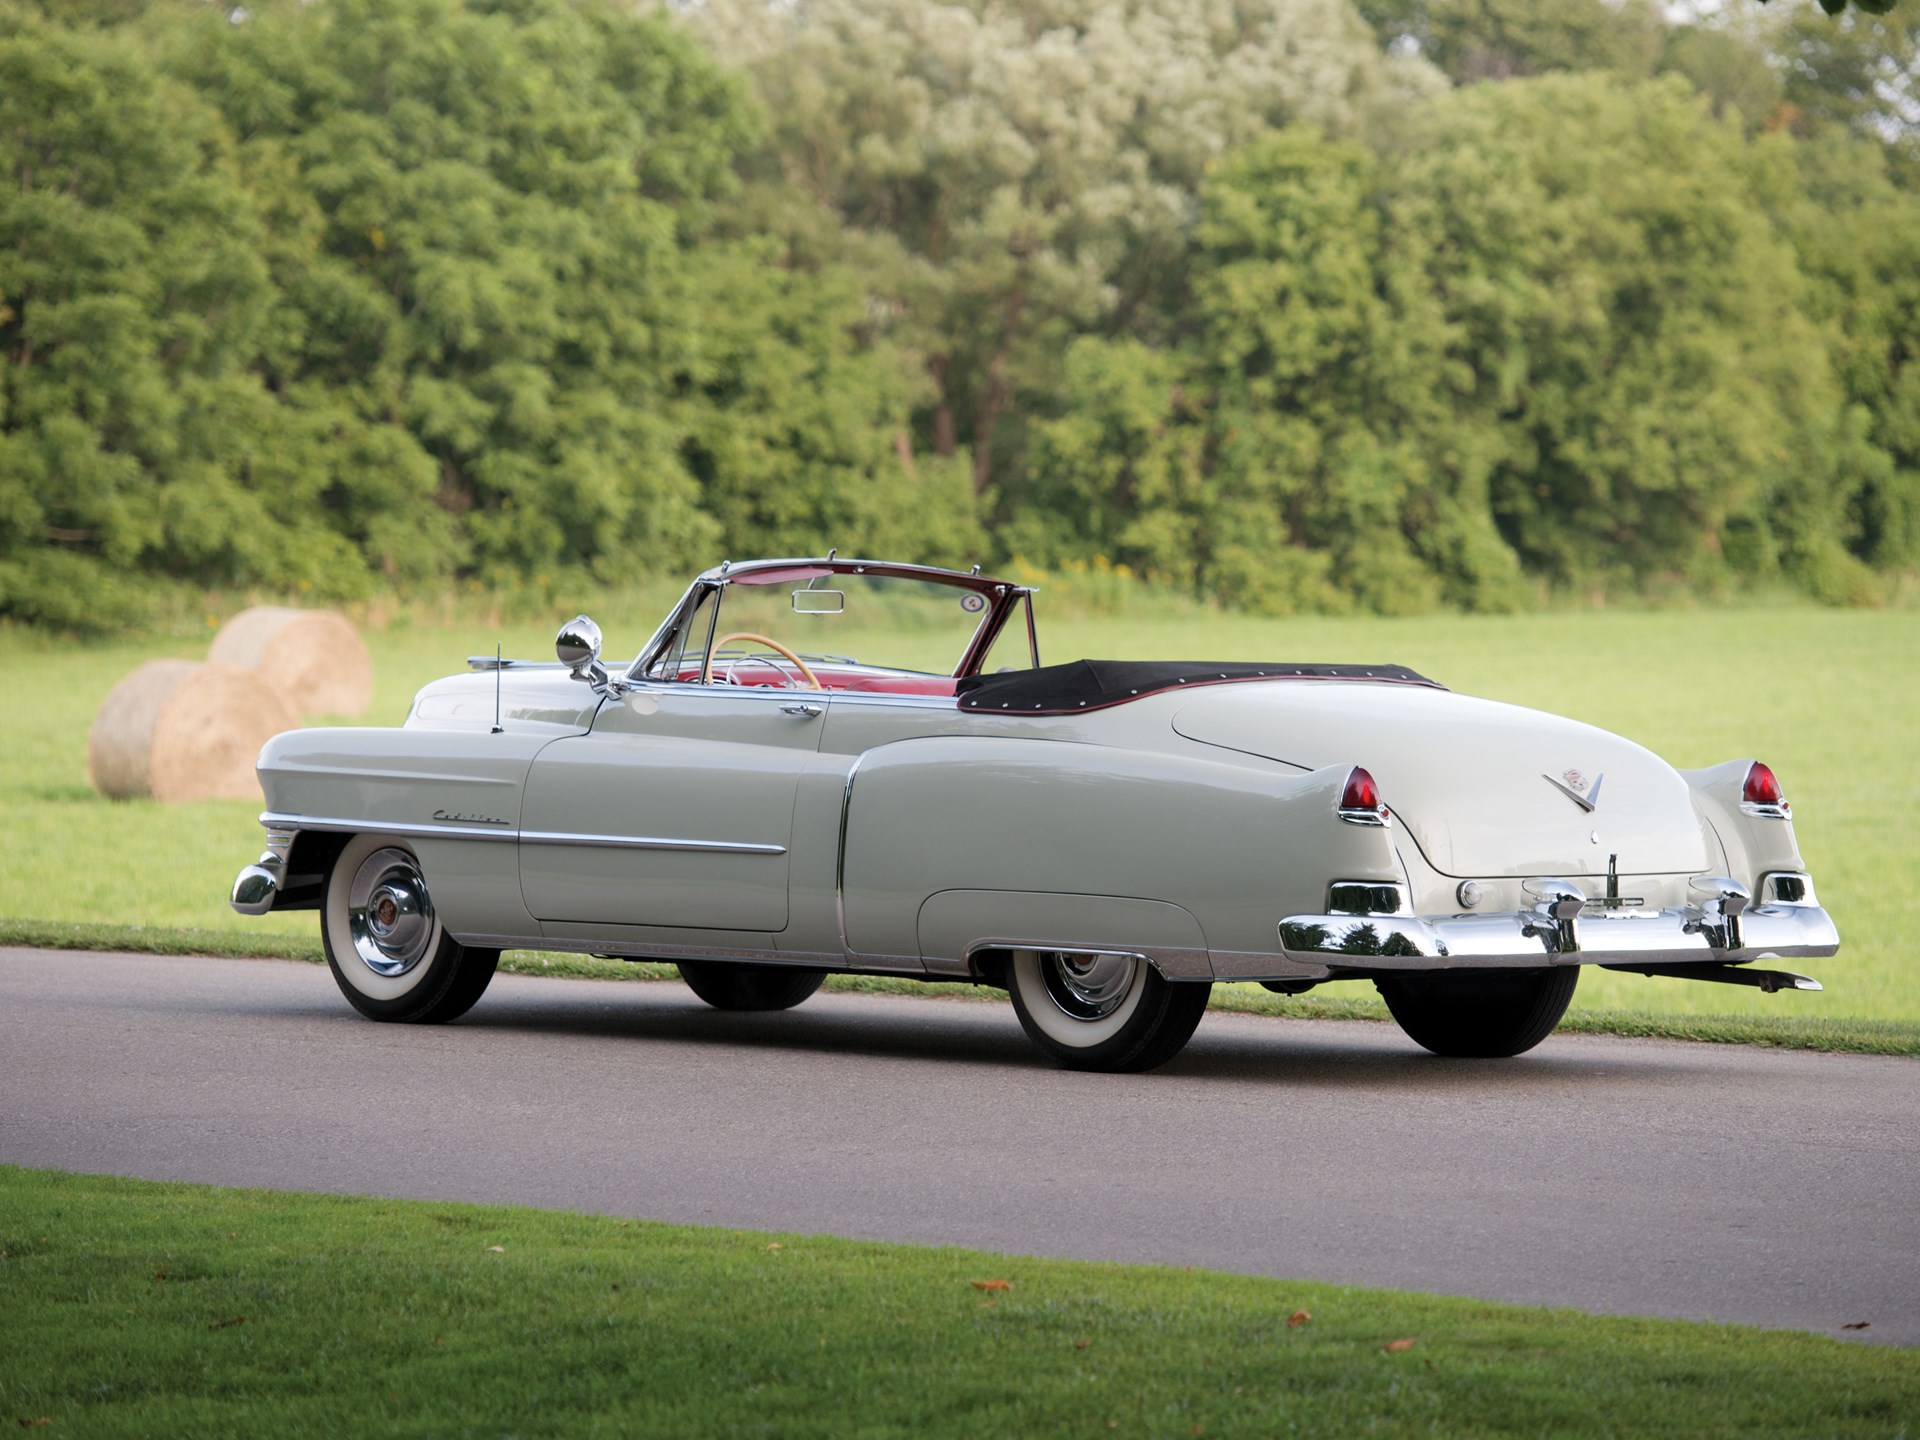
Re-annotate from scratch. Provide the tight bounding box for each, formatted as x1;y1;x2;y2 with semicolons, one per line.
7;918;1917;1058
6;604;1916;1023
2;1167;1914;1438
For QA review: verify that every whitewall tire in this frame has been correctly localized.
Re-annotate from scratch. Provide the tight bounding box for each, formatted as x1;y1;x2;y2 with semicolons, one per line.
1006;949;1210;1073
320;831;498;1023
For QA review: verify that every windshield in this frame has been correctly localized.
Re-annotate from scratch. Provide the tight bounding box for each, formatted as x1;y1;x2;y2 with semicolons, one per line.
645;572;1004;682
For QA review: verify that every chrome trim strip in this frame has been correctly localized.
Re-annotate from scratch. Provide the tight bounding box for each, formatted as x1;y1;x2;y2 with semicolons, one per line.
814;690;956;710
620;680;956;712
835;752;867;951
257;811;785;855
1542;771;1604;813
517;830;786;855
1336;806;1391;827
260;812;521;842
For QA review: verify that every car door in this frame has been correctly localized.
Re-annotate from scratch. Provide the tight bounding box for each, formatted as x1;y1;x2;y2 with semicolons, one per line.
518;682;828;930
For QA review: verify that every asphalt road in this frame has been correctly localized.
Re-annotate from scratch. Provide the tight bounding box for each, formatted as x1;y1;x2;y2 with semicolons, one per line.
5;947;1916;1346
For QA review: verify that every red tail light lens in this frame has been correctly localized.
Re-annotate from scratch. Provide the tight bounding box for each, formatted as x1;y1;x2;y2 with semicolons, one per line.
1743;762;1783;807
1338;766;1388;824
1342;767;1380;811
1741;761;1790;818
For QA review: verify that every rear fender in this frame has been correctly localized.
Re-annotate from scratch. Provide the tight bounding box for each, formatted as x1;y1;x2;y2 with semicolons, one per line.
1681;759;1805;886
839;736;1399;965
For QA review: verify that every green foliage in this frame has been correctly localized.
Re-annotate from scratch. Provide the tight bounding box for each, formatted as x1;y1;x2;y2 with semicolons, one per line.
0;0;966;629
3;0;1918;625
1771;3;1920;180
1023;73;1919;612
684;0;1439;509
1393;75;1857;598
1358;0;1665;85
0;10;304;626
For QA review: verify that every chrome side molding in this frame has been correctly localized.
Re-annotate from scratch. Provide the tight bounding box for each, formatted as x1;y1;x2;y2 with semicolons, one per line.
253;811;783;855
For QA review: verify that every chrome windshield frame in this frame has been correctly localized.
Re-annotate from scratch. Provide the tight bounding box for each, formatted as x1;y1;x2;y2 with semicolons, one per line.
625;558;1031;684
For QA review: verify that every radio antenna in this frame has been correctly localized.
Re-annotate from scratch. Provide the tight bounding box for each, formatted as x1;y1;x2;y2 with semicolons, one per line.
491;641;504;734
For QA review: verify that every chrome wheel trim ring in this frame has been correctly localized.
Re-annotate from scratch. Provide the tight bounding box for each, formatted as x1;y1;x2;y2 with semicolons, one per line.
347;848;436;978
1039;951;1141;1022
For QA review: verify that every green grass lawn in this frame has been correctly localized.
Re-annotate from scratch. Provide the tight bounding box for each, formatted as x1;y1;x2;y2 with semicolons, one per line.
2;600;1913;1024
3;1166;1915;1437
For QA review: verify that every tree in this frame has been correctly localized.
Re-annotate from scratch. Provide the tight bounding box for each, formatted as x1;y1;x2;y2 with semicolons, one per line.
1027;127;1519;613
1384;73;1883;599
1771;1;1920;180
1356;0;1664;86
682;0;1438;510
0;8;373;627
1027;74;1903;612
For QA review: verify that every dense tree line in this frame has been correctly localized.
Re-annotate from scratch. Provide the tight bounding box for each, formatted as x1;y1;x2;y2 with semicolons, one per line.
2;0;1916;627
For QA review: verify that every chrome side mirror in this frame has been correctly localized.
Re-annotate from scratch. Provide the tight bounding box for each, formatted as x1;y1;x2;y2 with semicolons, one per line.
556;614;609;690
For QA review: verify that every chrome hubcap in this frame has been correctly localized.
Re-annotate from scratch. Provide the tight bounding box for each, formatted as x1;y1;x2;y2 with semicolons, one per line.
1039;951;1138;1022
348;849;435;978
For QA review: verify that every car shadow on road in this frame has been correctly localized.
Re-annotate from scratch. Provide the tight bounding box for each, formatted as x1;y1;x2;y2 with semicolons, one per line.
446;983;1700;1090
1168;1025;1688;1091
458;986;1045;1067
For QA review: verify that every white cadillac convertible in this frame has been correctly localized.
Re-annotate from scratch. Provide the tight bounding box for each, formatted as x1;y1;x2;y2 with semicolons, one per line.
231;557;1839;1071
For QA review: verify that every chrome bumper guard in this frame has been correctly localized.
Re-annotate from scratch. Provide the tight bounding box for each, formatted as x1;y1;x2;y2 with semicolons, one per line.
1277;872;1837;983
230;830;295;916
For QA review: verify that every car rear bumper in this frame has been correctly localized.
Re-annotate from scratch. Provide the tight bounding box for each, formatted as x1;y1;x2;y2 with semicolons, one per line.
1278;903;1837;965
1273;873;1837;981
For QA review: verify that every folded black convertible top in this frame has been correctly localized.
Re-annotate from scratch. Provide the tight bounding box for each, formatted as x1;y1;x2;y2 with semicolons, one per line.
955;658;1444;714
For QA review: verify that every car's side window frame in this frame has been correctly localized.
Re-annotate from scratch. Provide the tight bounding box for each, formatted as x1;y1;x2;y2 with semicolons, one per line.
644;582;725;684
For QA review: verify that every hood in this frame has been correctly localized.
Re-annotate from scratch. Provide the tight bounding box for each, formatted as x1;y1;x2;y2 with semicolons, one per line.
408;667;601;734
1172;682;1711;879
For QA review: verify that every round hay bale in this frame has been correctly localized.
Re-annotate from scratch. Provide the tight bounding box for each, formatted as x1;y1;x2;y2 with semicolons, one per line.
87;660;299;803
209;606;372;717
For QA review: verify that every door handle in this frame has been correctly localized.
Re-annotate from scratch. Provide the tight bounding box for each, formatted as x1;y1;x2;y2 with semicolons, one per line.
780;703;823;718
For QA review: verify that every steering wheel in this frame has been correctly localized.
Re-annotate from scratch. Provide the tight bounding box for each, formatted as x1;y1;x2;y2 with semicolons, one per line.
700;632;824;690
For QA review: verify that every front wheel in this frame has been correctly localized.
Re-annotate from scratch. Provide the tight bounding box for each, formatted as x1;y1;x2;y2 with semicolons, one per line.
321;832;499;1023
1007;949;1211;1073
676;961;825;1012
1375;967;1578;1058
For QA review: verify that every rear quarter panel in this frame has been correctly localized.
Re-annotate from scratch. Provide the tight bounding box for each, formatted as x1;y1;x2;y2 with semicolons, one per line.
838;736;1400;969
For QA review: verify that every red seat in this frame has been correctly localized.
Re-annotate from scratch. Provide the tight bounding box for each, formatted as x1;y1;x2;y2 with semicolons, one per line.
669;663;957;698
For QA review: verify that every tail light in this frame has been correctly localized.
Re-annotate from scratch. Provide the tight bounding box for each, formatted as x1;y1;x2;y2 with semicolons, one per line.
1337;766;1390;826
1740;761;1791;820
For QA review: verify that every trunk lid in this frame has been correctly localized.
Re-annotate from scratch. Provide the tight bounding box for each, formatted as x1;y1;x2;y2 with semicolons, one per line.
1172;682;1710;879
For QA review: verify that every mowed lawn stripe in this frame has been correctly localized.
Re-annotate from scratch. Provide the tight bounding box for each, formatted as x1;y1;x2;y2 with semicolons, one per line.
3;1167;1915;1437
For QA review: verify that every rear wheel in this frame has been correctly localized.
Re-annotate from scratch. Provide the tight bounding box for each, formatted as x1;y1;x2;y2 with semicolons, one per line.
1375;967;1578;1058
320;832;498;1024
1007;949;1211;1073
676;961;825;1012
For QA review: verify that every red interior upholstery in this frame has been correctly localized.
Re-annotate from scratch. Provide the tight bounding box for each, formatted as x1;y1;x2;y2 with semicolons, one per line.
669;663;957;697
